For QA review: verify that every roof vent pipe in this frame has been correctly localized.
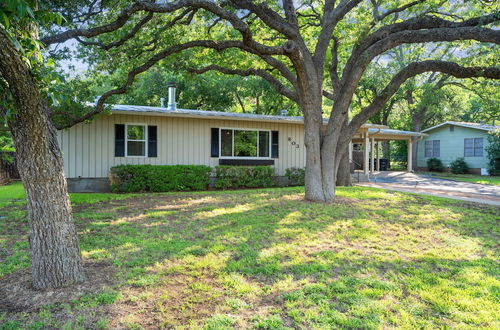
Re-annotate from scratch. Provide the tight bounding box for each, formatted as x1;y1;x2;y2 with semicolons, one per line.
281;109;287;116
167;82;177;111
160;97;165;108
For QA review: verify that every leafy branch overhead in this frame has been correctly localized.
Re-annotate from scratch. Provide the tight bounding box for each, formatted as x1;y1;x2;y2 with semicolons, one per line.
33;1;499;128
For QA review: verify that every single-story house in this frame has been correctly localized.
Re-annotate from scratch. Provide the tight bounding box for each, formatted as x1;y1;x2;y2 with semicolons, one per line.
57;86;425;191
417;121;499;174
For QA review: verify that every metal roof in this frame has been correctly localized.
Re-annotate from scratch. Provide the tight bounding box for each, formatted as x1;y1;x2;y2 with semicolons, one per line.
108;104;389;129
368;128;426;137
421;121;499;133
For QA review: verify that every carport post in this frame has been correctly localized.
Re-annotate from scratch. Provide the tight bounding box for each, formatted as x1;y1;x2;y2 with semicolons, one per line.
376;142;379;171
407;139;413;172
364;134;369;175
371;137;375;174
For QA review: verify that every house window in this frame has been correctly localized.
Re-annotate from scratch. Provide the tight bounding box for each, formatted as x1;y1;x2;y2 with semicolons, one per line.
464;138;483;157
126;124;147;157
424;140;440;157
220;129;271;158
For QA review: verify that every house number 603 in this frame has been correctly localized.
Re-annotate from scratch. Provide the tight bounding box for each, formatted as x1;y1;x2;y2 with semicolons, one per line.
288;137;300;148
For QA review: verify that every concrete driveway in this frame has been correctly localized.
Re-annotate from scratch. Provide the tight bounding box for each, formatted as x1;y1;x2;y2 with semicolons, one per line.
359;171;500;206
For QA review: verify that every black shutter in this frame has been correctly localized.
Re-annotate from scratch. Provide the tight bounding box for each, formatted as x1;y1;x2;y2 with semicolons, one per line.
211;128;219;157
115;124;125;157
148;126;157;157
271;131;279;158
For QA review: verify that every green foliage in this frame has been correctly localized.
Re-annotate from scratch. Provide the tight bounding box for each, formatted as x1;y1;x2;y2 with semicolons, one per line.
285;167;305;186
214;166;275;189
449;157;470;174
486;129;500;175
427;158;444;172
109;165;211;193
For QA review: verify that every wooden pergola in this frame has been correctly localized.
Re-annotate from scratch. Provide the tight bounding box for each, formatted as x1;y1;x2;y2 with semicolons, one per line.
350;126;426;175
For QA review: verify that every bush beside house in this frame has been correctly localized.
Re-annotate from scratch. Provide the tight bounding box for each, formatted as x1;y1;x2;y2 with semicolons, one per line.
285;167;305;186
449;158;470;174
109;165;212;192
214;166;276;189
109;165;310;192
426;158;444;172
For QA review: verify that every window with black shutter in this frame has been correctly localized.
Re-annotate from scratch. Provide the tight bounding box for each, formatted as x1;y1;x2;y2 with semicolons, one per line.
115;124;125;157
271;131;279;158
211;128;219;157
148;126;157;157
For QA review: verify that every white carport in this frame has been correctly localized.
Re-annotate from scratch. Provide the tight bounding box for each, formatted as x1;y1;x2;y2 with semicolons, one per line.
350;126;426;176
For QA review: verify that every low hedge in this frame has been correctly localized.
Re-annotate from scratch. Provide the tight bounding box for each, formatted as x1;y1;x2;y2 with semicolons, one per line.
285;167;305;186
215;165;276;189
109;164;211;192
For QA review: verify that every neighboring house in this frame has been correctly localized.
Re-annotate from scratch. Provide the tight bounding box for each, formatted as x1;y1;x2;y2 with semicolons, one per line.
417;121;499;174
57;88;424;192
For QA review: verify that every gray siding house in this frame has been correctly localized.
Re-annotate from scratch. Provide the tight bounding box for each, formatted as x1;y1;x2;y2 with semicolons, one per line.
417;121;498;174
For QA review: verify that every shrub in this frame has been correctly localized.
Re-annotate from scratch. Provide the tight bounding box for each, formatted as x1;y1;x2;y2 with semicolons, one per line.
486;129;500;175
450;157;470;174
109;165;211;192
214;166;275;189
285;167;305;186
427;157;444;172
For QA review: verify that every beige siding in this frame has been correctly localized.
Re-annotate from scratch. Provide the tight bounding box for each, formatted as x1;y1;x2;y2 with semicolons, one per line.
58;113;305;178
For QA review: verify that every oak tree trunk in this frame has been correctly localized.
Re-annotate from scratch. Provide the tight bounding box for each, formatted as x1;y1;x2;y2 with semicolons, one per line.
336;150;352;186
0;30;85;290
302;97;339;202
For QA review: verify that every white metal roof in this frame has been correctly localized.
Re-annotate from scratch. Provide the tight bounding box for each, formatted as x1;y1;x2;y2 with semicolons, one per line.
368;128;426;137
108;104;389;129
421;121;499;133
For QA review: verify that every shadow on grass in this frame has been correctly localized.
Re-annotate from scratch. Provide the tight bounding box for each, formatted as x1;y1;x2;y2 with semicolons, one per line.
0;186;498;328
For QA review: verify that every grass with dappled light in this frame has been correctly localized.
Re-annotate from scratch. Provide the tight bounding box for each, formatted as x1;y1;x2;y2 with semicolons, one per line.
0;182;499;329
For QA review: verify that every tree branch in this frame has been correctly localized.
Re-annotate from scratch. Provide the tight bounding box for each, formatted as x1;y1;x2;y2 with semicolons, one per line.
373;0;425;23
334;24;500;120
313;0;362;67
329;37;340;92
346;61;500;138
75;12;155;50
282;0;299;27
188;64;298;102
229;0;299;39
55;39;292;129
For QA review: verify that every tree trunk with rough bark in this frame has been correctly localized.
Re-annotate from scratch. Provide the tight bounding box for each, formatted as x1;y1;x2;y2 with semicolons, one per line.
336;150;352;186
303;107;335;202
0;30;85;290
335;116;352;186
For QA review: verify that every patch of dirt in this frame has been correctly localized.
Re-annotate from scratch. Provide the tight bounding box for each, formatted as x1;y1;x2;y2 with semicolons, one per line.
0;261;117;312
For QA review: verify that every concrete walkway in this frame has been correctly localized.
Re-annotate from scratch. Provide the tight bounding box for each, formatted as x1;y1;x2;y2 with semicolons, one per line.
359;171;500;206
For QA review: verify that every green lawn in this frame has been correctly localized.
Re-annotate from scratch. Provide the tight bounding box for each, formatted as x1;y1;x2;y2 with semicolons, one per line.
418;172;500;186
0;183;499;329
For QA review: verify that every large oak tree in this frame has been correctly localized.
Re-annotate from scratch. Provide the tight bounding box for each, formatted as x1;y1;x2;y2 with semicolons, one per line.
1;0;499;288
